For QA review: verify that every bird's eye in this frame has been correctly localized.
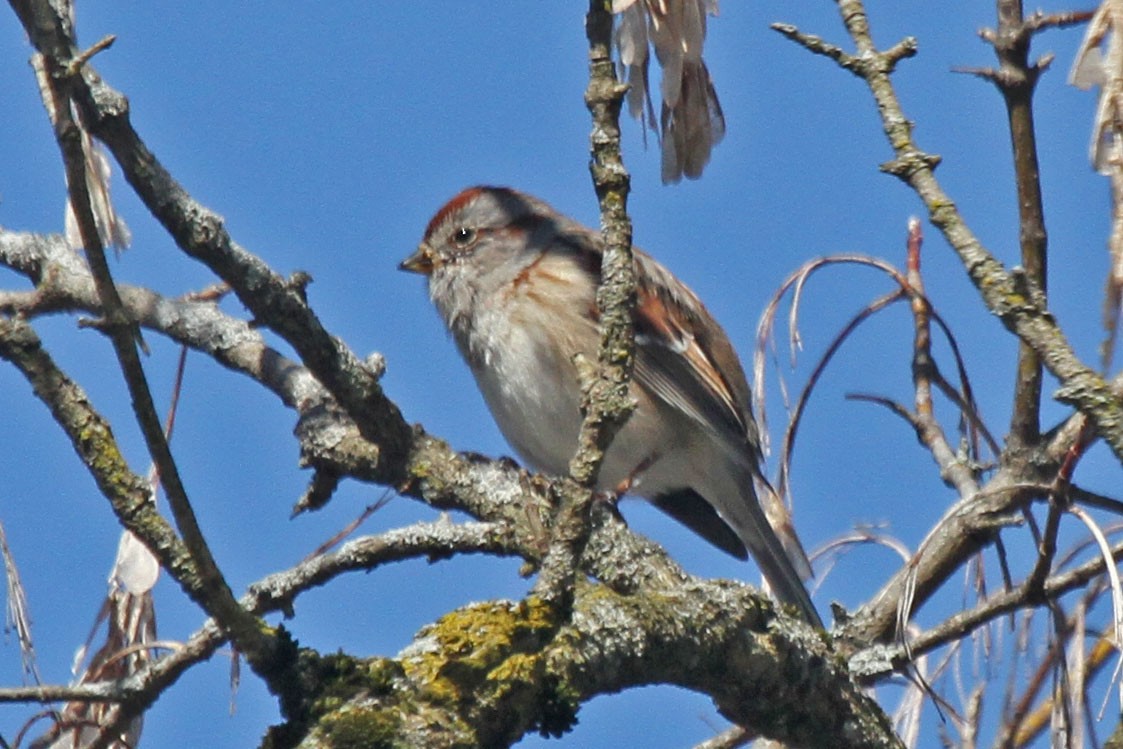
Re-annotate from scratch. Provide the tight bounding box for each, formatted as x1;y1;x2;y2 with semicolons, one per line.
451;227;477;249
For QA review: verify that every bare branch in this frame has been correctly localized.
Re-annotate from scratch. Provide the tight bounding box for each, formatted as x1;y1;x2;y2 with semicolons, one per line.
980;0;1052;448
16;0;288;689
777;2;1123;460
853;535;1123;682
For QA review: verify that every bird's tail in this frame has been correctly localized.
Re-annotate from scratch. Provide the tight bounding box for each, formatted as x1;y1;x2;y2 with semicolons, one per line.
742;510;821;627
712;463;822;627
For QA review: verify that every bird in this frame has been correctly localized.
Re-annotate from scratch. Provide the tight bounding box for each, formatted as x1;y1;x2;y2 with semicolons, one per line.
400;186;820;625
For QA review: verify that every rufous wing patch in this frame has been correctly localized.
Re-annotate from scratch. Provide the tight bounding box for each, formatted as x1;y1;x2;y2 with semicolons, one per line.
633;282;745;435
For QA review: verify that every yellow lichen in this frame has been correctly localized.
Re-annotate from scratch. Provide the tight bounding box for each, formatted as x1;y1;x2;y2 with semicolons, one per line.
320;706;401;749
401;598;556;705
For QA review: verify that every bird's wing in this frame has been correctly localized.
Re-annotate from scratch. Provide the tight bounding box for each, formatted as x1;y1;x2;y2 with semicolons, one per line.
630;251;756;449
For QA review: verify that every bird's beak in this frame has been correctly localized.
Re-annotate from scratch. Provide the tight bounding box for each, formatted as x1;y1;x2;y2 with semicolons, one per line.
399;245;435;275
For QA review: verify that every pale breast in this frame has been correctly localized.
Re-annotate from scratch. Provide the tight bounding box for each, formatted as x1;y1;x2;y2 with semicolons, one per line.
459;256;597;476
468;302;591;476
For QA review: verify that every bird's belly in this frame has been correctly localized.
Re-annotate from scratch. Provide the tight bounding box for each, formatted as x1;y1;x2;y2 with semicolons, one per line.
469;327;585;477
470;333;683;493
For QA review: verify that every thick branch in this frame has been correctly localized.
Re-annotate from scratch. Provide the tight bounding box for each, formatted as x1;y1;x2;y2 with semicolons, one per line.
288;581;901;749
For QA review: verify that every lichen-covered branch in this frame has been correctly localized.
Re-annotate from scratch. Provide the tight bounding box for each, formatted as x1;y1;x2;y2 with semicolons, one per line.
0;316;197;606
281;579;901;749
576;1;637;488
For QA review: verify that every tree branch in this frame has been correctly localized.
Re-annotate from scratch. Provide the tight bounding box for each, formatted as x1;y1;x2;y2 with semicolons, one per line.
775;2;1123;462
852;536;1123;681
2;226;873;744
9;0;414;489
290;579;902;748
981;0;1051;447
29;21;280;687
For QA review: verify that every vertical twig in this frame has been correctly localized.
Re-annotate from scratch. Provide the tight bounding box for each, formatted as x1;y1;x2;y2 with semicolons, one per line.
985;0;1050;447
573;0;637;488
529;1;637;610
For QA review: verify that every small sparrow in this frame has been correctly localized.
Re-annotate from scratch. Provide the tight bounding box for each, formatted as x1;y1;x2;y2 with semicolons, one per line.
400;186;819;625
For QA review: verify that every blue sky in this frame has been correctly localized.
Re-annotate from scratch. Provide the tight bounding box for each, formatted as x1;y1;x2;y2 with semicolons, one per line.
0;2;1117;747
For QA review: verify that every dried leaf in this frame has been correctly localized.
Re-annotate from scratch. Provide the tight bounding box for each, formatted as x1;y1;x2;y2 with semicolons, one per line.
661;59;724;182
615;2;654;124
64;138;132;253
613;0;724;183
36;524;159;747
1069;505;1123;712
31;54;131;254
0;520;41;683
1069;1;1123;174
1069;2;1123;366
112;530;159;596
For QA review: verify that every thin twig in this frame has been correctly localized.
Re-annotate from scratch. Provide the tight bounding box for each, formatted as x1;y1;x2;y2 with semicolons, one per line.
853;537;1123;681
